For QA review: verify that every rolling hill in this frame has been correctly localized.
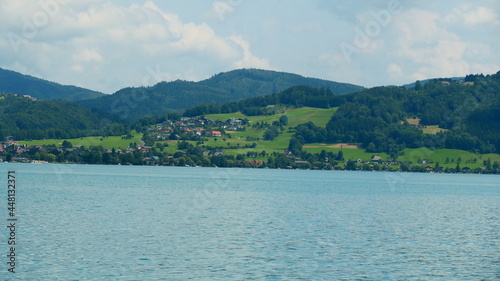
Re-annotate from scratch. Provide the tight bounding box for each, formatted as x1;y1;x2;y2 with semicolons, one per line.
0;68;105;101
179;71;500;155
78;69;364;122
0;93;127;140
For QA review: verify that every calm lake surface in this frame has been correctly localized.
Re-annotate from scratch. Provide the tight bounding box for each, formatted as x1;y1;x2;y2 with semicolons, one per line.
1;163;499;280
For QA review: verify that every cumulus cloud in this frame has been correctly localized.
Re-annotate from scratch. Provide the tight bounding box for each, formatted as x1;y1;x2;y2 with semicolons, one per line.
388;8;472;81
445;4;500;26
0;0;498;92
205;1;245;21
229;35;272;69
0;0;269;93
74;48;103;63
314;1;499;87
387;63;403;79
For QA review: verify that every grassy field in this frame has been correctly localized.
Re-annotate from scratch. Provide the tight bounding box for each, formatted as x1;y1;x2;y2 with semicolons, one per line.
284;107;338;127
406;118;421;125
422;125;448;134
302;145;389;161
398;148;500;168
154;107;338;156
200;107;339;155
206;107;338;127
157;129;294;156
406;118;448;135
20;132;143;149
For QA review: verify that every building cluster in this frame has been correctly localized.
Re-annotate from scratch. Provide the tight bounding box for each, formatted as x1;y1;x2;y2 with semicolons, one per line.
146;116;246;141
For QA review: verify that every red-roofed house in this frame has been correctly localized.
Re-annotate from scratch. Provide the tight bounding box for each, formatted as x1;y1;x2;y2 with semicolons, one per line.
211;131;222;137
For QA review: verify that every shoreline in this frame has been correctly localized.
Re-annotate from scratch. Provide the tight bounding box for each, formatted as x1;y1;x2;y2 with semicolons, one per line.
4;161;499;175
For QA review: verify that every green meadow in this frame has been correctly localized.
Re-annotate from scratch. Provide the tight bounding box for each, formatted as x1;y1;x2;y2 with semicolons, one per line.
20;132;143;150
196;107;339;155
302;145;389;161
398;148;500;168
206;107;338;127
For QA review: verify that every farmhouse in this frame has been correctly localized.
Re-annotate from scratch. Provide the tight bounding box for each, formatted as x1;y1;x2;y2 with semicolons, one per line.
210;131;222;137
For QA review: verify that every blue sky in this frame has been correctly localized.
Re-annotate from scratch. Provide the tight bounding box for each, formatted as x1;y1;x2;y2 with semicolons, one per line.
1;0;499;93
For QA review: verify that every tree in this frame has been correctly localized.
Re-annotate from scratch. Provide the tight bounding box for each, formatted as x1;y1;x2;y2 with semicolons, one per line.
143;134;155;146
415;80;422;91
336;150;344;161
279;115;289;126
263;127;279;141
267;156;275;167
485;158;492;171
288;137;303;155
46;153;57;163
366;142;376;152
345;160;357;170
56;153;65;163
434;162;441;172
62;140;73;148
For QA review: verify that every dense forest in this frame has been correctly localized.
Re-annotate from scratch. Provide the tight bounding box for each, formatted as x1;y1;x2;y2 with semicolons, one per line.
0;68;104;101
78;69;363;122
183;86;346;116
0;94;128;140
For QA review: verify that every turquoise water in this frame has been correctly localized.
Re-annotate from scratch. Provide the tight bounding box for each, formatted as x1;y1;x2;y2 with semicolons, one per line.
1;164;499;280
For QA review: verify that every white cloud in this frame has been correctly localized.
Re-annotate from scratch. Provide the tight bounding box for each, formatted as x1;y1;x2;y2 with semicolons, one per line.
71;64;84;72
229;35;272;70
445;4;500;25
387;63;402;79
0;0;498;93
74;48;103;62
287;22;323;33
206;1;241;21
389;8;472;81
0;0;270;93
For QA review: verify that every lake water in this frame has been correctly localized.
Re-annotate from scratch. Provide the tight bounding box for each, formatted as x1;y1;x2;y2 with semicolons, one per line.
1;163;499;280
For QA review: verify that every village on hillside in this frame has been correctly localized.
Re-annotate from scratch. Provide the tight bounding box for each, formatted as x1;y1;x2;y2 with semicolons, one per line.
1;113;498;174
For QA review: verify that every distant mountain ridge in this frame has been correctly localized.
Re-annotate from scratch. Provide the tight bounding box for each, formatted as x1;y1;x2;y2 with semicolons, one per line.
78;69;364;122
402;77;465;89
199;69;363;94
0;68;104;101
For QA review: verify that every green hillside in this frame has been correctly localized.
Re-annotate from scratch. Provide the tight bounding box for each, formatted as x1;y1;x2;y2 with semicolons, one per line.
163;107;500;167
206;107;338;127
0;68;104;101
14;104;500;171
21;132;142;150
200;69;363;96
2;68;499;172
0;94;127;140
79;69;363;122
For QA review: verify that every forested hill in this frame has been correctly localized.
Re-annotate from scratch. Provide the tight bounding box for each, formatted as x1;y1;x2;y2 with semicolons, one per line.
0;68;104;101
199;69;363;95
300;72;500;155
182;71;500;155
183;85;346;116
0;94;127;140
78;69;363;122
